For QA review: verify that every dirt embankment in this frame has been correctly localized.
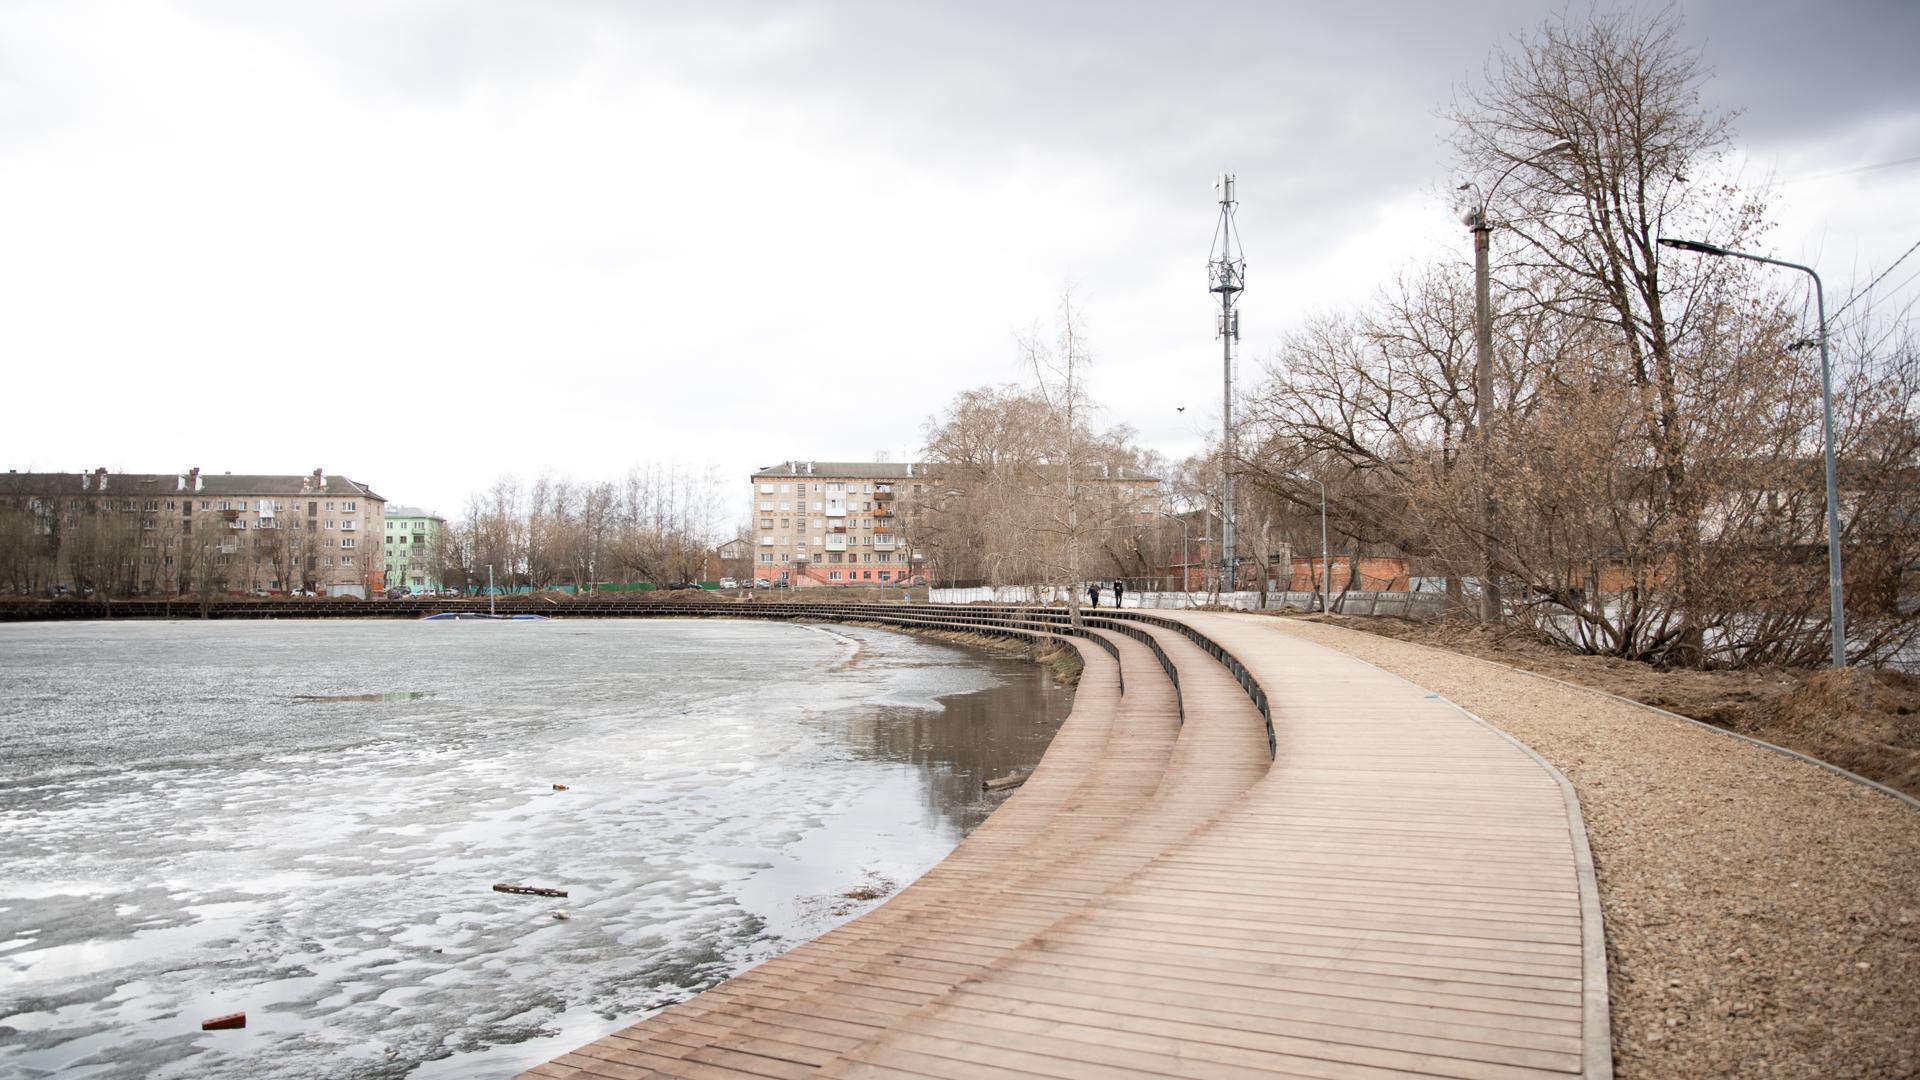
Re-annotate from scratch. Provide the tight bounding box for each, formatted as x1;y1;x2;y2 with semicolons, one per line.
1303;613;1920;797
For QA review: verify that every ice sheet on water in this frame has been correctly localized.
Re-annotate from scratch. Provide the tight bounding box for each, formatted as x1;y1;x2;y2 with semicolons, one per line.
0;618;1072;1079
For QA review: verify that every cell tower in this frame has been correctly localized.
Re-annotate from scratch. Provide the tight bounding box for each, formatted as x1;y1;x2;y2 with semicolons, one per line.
1208;174;1245;592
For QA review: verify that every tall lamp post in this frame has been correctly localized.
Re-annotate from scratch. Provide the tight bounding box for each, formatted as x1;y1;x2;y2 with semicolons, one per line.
1462;138;1573;622
1658;236;1847;667
1291;474;1331;614
1158;511;1192;600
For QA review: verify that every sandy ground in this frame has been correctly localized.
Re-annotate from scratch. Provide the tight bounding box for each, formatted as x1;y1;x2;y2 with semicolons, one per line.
1320;614;1920;799
1268;616;1920;1080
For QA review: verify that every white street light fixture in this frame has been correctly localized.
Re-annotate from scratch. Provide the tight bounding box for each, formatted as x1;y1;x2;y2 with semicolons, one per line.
1461;138;1574;622
1290;474;1331;613
1158;510;1192;600
1658;236;1847;667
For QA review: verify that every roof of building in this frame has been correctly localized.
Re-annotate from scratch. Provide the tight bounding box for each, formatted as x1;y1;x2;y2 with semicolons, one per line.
753;459;1158;482
0;469;385;502
753;460;929;480
384;505;445;521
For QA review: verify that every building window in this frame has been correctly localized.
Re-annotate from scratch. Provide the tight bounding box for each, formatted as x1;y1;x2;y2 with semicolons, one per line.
344;556;353;565
341;538;355;548
341;520;355;530
829;571;841;580
343;501;356;512
324;520;334;529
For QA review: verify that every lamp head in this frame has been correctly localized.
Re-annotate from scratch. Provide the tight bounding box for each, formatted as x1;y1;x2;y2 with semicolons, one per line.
1658;237;1732;257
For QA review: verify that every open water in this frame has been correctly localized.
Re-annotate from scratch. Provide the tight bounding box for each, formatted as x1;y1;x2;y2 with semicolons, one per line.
0;618;1072;1078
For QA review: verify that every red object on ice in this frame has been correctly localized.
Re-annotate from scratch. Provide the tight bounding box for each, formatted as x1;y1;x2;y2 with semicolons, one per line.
201;1012;246;1031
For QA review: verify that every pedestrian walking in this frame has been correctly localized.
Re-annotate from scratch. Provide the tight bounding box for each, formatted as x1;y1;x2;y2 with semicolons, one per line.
1113;579;1125;608
1087;582;1101;608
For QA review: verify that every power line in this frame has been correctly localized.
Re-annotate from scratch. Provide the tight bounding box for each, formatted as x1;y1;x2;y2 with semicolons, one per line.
1829;238;1920;324
1781;154;1920;186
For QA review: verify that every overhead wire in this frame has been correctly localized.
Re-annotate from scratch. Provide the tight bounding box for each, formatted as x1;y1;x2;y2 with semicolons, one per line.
1829;238;1920;324
1779;154;1920;186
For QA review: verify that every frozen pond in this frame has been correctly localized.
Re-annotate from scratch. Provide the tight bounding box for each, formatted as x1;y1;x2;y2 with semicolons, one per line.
0;618;1073;1078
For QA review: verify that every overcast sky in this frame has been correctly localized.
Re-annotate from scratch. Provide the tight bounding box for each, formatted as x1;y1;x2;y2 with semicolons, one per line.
3;1;1915;522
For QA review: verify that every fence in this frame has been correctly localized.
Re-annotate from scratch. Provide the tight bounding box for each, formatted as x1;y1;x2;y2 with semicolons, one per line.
928;586;1448;620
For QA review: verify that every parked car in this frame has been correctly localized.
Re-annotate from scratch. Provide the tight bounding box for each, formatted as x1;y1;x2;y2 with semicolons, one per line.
385;587;408;599
719;578;739;589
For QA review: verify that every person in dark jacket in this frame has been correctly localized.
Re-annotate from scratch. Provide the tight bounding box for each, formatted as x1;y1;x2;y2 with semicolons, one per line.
1112;579;1125;607
1087;582;1101;608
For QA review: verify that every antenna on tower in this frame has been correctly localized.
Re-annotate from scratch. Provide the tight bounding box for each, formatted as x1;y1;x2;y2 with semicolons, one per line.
1208;174;1245;594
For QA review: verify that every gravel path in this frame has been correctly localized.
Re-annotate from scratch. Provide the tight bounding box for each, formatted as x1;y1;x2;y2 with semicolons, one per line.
1265;616;1920;1080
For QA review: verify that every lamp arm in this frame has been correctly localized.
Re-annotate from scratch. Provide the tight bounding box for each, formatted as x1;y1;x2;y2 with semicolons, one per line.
1473;142;1572;227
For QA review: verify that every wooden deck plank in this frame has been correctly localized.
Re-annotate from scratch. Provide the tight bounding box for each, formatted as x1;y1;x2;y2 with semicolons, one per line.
516;607;1608;1080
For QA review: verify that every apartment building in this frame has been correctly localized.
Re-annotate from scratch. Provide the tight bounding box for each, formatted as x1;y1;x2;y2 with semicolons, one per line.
0;467;385;597
749;461;924;587
750;458;1161;588
381;506;446;594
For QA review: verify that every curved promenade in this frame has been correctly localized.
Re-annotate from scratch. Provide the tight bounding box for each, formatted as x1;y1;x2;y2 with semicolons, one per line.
512;605;1609;1080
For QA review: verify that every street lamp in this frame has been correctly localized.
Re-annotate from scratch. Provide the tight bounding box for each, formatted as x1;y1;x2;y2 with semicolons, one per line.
1658;236;1847;667
1157;511;1191;601
1461;137;1574;622
1291;474;1331;614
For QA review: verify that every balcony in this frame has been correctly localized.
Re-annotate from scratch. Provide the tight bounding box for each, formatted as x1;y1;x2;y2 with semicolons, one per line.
873;534;897;551
824;534;848;552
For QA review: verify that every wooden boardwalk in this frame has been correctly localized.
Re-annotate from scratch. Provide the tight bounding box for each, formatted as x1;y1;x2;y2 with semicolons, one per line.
522;608;1609;1080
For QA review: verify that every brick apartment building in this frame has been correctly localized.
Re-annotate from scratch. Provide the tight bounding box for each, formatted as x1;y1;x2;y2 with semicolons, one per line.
0;467;386;597
752;458;1161;588
749;461;923;587
381;505;446;594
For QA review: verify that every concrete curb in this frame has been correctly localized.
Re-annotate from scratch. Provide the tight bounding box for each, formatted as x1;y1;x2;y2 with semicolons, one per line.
1476;655;1920;813
1295;617;1920;813
1438;694;1616;1080
1191;612;1616;1080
